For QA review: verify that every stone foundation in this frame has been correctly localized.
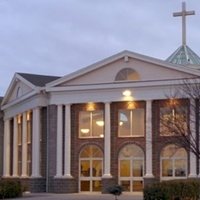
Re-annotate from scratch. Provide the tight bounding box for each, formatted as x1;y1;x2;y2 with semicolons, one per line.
48;177;78;193
102;177;117;193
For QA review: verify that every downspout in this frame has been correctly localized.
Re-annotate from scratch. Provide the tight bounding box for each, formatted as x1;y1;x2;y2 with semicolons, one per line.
46;105;49;192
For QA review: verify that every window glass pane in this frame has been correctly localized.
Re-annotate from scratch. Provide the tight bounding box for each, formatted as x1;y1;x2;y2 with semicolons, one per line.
133;160;143;177
92;181;101;191
162;159;173;177
132;181;143;191
120;181;130;192
175;159;186;177
27;143;32;177
18;124;22;145
160;105;187;136
27;162;31;177
27;121;32;143
115;68;139;81
91;146;103;158
92;111;104;137
118;110;131;136
79;111;90;137
80;160;90;177
80;149;90;158
79;111;104;138
161;145;187;157
81;181;90;191
92;160;102;177
132;108;144;136
18;146;22;176
119;144;144;158
120;160;130;177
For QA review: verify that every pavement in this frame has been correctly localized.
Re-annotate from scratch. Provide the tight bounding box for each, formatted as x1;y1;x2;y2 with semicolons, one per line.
10;192;143;200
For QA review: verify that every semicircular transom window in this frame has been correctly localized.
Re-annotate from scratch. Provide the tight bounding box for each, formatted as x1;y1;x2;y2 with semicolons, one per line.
115;68;140;81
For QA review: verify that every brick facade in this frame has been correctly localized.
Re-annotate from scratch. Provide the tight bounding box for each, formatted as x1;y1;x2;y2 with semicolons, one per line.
1;99;198;193
0;97;3;177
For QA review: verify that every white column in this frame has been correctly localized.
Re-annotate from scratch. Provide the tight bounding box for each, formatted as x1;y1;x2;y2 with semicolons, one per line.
3;119;11;177
21;112;28;177
103;102;112;178
145;100;154;178
189;99;197;177
31;107;41;177
13;116;18;177
199;118;200;178
56;105;63;177
64;104;72;178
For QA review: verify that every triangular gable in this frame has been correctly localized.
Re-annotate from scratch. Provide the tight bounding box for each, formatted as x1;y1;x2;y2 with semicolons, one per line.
46;50;200;88
1;73;40;107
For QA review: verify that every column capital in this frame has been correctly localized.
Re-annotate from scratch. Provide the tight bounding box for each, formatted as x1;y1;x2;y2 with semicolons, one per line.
104;101;111;105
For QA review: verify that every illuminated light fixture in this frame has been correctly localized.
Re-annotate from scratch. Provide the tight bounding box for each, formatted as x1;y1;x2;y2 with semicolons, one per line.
100;134;104;138
96;121;104;126
17;115;21;124
119;121;123;126
81;129;90;134
169;98;177;106
86;102;95;111
127;101;135;109
123;90;131;97
26;112;31;121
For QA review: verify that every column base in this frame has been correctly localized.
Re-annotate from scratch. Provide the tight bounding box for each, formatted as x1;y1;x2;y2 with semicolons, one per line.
2;175;11;178
54;175;63;178
102;177;117;193
188;174;197;178
31;175;42;178
144;174;154;178
63;174;73;179
143;177;158;188
102;174;112;178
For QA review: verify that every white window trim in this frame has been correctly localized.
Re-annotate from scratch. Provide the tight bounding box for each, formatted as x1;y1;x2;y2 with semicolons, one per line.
160;156;187;181
79;110;104;138
118;109;145;137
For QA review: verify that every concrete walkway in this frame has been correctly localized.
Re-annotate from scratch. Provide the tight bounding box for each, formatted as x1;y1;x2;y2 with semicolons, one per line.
11;192;143;200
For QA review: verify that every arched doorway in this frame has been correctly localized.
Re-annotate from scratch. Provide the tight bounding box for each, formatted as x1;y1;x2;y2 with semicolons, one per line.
119;144;144;192
79;145;103;192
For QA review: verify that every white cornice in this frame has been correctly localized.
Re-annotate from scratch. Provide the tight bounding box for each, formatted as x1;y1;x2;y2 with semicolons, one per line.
1;90;37;110
46;78;190;92
1;73;40;106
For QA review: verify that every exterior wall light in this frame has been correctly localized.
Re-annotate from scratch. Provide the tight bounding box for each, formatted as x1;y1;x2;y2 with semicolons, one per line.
123;90;131;97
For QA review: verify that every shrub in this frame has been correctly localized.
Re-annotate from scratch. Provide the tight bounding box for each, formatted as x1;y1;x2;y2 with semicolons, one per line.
107;184;123;200
143;179;200;200
0;179;22;199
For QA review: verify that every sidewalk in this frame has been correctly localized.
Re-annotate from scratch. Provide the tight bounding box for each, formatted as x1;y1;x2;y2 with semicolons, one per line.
11;192;143;200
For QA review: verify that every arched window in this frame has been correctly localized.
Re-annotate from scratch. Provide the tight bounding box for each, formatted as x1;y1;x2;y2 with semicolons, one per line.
16;87;22;98
115;68;140;81
119;144;144;192
161;144;187;179
79;145;103;192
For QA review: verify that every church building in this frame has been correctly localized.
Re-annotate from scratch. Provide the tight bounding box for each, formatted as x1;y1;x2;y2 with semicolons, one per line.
1;2;200;193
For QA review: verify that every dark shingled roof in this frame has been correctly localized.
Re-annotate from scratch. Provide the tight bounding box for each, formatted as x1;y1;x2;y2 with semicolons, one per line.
18;73;61;87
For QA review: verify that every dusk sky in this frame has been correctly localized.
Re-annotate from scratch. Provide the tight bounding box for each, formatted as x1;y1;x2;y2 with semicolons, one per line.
0;0;199;96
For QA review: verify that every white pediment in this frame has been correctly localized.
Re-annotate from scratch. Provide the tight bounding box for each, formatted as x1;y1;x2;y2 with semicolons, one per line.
1;73;37;108
47;50;200;88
